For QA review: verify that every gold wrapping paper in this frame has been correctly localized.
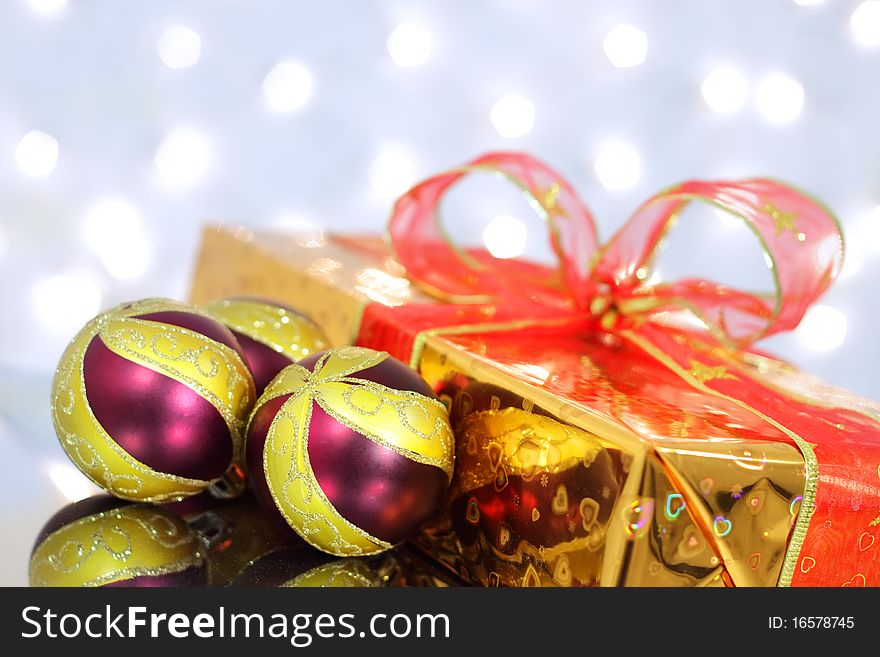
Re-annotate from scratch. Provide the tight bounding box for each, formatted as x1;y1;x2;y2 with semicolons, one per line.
190;226;807;587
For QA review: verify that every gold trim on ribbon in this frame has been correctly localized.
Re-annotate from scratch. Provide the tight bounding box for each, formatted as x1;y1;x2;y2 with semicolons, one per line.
618;330;817;588
622;192;785;344
384;160;585;306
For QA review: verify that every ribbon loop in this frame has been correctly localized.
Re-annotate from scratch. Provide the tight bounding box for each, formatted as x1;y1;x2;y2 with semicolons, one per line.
387;152;599;309
388;153;844;346
595;179;844;344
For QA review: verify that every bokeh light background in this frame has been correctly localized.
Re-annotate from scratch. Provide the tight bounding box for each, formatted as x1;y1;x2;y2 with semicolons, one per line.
2;0;880;584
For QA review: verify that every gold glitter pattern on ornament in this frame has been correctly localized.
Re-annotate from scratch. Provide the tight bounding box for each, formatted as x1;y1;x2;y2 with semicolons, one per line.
280;559;380;587
258;346;455;556
51;298;254;502
30;505;204;587
99;317;253;460
205;298;330;361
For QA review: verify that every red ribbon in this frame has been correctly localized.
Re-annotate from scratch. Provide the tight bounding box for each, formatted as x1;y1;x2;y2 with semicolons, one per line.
388;152;844;346
378;153;880;588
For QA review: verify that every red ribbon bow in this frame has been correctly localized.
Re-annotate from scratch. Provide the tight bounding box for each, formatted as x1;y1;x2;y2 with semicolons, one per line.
388;152;844;347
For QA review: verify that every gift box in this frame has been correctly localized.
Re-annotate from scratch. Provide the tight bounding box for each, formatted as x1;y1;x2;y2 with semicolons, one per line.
190;152;880;587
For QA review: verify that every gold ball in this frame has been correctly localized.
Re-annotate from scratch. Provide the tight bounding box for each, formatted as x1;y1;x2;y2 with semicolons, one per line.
204;297;330;395
51;298;254;502
30;499;205;587
280;559;381;587
246;346;455;557
230;542;384;587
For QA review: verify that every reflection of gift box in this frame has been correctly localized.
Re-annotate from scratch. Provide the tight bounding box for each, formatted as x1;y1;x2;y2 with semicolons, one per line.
191;152;880;587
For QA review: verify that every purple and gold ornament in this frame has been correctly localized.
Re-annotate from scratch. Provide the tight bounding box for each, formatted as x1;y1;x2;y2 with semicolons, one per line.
204;297;329;396
30;496;206;587
246;346;454;556
51;298;255;502
231;543;382;587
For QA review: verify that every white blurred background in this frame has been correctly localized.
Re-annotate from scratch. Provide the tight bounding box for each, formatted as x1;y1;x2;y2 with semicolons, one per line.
2;0;880;583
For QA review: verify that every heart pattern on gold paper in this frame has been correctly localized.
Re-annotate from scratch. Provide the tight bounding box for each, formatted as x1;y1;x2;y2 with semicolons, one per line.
699;477;714;496
497;523;511;550
747;491;765;515
466;497;480;524
747;552;761;570
494;467;508;492
580;497;599;529
552;555;572;586
522;563;541;587
713;515;733;537
679;525;704;559
551;484;569;516
459;393;473;417
487;442;503;471
664;492;686;520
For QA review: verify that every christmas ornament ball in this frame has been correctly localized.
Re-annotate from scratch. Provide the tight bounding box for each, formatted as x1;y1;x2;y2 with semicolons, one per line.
204;297;329;396
230;543;382;587
30;496;206;587
51;298;255;503
246;346;454;556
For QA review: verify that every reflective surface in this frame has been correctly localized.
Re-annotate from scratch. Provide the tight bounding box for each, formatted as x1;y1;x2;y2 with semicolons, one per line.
1;369;461;587
31;497;208;587
27;490;464;588
415;314;880;587
417;346;805;587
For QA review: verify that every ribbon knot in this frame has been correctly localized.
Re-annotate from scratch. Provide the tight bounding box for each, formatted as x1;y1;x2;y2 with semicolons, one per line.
588;287;662;332
587;283;615;320
388;152;844;347
591;297;625;332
